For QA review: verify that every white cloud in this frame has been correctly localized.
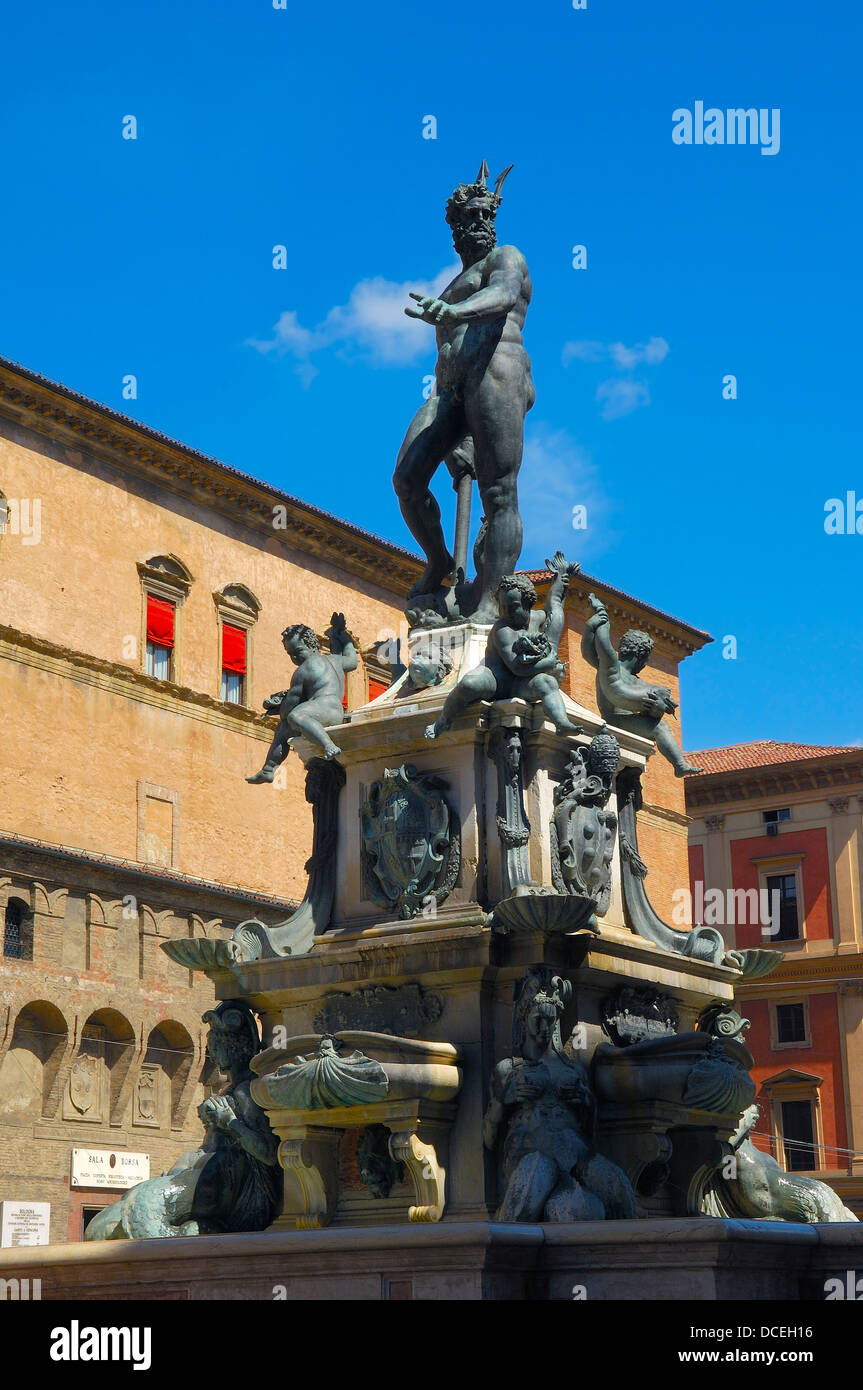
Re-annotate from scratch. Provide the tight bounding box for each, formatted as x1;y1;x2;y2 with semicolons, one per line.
517;423;617;566
561;340;606;364
608;337;669;369
562;336;669;368
596;378;650;421
562;335;668;421
247;264;459;370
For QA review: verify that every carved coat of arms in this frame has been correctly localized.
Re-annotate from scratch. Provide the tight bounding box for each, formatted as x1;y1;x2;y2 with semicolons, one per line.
550;731;620;917
360;764;460;919
69;1054;99;1115
136;1068;157;1121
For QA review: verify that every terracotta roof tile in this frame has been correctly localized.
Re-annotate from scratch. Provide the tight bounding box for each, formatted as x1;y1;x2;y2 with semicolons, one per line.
683;740;862;776
523;568;710;644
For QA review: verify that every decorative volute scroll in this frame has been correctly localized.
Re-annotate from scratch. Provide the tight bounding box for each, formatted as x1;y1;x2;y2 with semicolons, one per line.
487;725;533;895
161;757;346;973
233;757;347;958
615;766;781;980
388;1131;446;1223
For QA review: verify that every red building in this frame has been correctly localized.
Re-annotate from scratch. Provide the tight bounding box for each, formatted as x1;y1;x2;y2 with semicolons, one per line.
685;741;863;1213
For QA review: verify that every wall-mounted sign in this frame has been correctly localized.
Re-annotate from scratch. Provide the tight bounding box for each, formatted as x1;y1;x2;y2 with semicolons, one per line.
1;1201;51;1247
71;1149;150;1190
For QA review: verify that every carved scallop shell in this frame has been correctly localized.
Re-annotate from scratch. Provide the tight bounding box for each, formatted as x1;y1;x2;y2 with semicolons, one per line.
257;1037;389;1110
492;890;598;937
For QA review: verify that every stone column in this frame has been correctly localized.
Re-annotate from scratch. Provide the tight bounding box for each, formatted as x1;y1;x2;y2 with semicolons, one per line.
828;798;862;952
838;982;863;1176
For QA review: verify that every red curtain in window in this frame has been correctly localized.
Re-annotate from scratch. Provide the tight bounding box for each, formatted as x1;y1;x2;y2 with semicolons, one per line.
146;595;175;648
222;623;247;674
368;677;388;701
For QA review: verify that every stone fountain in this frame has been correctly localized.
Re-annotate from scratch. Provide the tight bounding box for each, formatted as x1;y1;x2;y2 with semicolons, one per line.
10;160;858;1302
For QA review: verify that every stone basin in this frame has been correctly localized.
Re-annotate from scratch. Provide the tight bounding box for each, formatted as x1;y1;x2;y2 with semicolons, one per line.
593;1031;756;1118
250;1031;462;1110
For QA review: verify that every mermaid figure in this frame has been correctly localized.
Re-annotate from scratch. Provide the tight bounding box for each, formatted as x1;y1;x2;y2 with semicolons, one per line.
85;1000;281;1240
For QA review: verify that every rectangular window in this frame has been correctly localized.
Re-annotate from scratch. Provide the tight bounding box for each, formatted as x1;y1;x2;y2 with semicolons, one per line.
368;677;388;701
763;807;791;837
146;642;171;680
781;1099;816;1171
766;872;799;941
221;671;243;704
3;900;29;959
145;595;175;680
775;1002;806;1045
221;623;247;704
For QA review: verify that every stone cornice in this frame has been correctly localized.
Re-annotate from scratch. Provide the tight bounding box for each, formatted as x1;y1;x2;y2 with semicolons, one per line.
737;954;863;991
0;830;297;916
640;799;691;830
0;357;421;598
0;622;276;738
685;756;863;810
1;357;711;656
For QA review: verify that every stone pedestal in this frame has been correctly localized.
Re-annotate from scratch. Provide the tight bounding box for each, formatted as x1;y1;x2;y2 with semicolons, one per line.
6;1219;863;1301
224;921;741;1225
158;626;851;1266
194;655;755;1228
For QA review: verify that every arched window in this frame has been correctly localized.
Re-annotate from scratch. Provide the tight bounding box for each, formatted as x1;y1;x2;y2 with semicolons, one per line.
213;584;260;706
137;555;193;684
4;896;33;960
138;1020;195;1128
0;1001;68;1119
66;1009;135;1125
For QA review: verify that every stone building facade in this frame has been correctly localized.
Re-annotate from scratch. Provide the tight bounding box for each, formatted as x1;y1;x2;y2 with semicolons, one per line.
686;740;863;1214
0;354;707;1240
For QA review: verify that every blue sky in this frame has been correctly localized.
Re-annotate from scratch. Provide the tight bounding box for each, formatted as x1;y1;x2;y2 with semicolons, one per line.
2;0;861;751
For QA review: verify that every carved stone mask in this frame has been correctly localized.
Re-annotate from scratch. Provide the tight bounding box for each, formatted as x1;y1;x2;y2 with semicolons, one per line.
408;655;439;689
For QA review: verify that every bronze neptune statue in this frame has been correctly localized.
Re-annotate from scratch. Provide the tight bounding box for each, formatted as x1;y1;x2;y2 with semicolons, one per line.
393;161;534;625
